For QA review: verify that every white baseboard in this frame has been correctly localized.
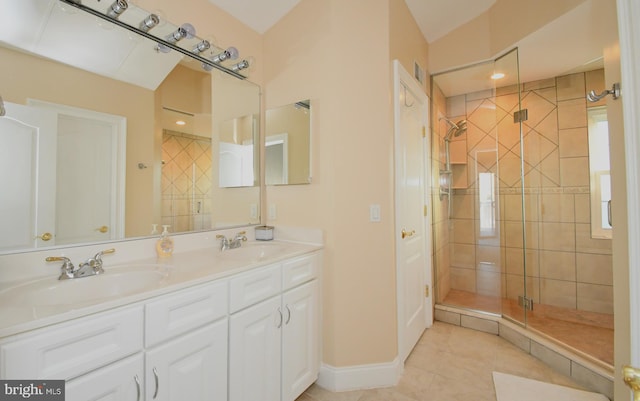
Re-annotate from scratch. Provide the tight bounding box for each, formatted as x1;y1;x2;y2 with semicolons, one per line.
315;358;402;392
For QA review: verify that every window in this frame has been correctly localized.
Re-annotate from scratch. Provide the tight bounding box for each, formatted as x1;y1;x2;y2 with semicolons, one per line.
478;172;496;237
587;106;612;239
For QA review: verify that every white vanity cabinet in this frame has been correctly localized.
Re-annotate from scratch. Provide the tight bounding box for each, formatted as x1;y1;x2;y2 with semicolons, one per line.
228;253;320;401
65;354;144;401
0;247;322;401
144;280;228;401
0;305;144;400
0;281;229;401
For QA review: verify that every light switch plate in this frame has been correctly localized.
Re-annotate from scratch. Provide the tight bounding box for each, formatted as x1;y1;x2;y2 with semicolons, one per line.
370;204;381;222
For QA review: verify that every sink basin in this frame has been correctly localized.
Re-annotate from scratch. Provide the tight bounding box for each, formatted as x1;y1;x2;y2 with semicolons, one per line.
217;242;288;262
0;265;170;307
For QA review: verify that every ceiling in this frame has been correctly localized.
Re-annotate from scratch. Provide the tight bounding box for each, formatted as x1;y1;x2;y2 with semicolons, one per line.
206;0;495;39
207;0;610;96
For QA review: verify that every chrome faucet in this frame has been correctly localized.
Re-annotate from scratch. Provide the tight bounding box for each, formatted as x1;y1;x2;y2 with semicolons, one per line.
216;231;247;251
46;248;116;280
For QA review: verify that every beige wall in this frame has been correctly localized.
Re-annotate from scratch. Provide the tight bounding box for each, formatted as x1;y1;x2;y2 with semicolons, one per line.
429;0;586;73
264;0;427;367
389;0;430;94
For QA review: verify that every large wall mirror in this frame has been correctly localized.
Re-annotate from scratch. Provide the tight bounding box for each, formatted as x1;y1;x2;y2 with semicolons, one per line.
0;0;260;254
265;100;311;185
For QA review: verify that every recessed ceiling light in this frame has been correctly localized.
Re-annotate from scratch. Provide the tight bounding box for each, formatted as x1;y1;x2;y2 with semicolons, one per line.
491;72;505;80
176;120;186;126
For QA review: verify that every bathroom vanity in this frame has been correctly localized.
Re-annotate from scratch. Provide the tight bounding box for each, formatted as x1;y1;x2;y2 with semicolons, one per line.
0;238;322;401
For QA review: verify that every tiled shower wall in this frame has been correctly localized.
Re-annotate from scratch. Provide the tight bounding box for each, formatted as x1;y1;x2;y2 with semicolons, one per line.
432;69;613;315
161;130;213;233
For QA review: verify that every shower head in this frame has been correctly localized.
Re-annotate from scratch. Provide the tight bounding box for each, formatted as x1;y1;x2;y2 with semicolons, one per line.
440;117;467;141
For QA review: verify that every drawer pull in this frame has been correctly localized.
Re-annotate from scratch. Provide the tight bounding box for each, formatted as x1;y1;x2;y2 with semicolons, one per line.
153;367;159;399
134;375;141;401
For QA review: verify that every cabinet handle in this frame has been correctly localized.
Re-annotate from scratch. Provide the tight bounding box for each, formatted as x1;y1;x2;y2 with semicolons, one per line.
153;367;159;399
134;375;141;401
285;305;291;325
276;308;283;328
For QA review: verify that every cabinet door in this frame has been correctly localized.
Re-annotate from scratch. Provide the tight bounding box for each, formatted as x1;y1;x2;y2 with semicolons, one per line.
145;319;228;401
282;280;319;401
229;295;282;401
66;354;143;401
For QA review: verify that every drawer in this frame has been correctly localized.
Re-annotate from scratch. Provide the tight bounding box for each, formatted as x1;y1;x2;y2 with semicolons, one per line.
66;353;143;401
0;305;143;380
283;253;319;291
229;264;281;313
145;280;227;347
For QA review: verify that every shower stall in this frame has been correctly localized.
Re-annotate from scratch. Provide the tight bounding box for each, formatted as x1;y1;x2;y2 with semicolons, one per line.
431;48;614;367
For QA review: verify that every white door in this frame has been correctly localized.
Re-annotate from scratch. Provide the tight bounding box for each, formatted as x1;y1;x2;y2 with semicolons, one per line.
617;0;640;399
282;280;319;401
394;60;433;363
66;354;143;401
0;102;57;250
55;114;117;244
229;296;282;401
145;320;228;401
28;100;126;243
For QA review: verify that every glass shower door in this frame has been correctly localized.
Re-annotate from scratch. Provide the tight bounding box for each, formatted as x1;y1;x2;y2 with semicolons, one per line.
431;48;526;325
491;49;528;325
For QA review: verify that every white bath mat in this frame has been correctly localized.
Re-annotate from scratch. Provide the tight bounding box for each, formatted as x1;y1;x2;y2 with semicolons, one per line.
493;372;609;401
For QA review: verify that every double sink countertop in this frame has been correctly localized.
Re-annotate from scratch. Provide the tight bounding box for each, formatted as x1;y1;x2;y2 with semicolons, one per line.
0;240;322;339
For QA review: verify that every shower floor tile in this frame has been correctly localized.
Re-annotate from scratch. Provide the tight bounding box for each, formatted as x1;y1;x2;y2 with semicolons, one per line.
442;289;614;366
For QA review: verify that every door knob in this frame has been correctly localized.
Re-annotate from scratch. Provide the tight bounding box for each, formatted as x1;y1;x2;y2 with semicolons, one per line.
401;229;415;239
35;232;53;241
96;226;109;233
623;365;640;401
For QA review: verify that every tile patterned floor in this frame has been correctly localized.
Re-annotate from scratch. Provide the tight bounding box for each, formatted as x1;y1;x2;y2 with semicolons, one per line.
297;321;588;401
442;289;614;366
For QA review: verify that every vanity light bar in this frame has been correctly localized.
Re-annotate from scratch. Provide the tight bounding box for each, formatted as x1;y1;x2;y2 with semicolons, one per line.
58;0;247;80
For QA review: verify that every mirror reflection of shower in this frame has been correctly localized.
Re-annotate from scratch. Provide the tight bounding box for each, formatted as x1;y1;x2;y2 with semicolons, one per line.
439;117;467;217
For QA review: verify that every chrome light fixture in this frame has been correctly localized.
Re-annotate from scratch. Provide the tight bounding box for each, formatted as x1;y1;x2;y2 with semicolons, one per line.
201;47;239;71
211;47;239;63
231;59;250;72
157;23;196;53
139;14;160;32
192;40;211;55
106;0;128;19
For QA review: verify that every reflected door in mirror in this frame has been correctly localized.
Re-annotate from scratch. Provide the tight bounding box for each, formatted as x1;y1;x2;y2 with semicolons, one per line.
0;102;57;251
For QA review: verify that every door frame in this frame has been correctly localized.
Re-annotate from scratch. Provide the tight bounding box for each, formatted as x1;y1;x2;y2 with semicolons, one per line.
618;0;640;390
393;60;433;364
27;99;127;240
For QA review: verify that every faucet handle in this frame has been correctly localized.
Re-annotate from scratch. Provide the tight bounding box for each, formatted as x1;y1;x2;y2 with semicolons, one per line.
92;248;115;272
45;256;75;279
94;248;115;261
235;231;247;240
45;256;73;267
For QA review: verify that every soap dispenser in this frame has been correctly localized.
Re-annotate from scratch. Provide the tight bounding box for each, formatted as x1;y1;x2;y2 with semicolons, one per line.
156;225;174;257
